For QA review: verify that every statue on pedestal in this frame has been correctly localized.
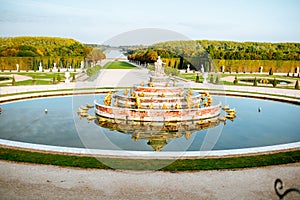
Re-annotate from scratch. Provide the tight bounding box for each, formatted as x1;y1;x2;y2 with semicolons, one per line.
154;56;164;76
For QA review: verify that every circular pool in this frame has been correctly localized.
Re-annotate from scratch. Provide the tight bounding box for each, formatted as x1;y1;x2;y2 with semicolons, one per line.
0;94;299;153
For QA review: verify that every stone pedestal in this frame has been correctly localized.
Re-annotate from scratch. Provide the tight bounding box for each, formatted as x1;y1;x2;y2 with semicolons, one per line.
203;73;208;84
65;72;70;83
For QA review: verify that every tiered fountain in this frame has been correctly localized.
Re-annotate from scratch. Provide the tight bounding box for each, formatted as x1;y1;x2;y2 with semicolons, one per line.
92;57;235;151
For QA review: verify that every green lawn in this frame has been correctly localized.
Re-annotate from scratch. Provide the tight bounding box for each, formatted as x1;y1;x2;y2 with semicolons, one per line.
0;72;76;86
0;147;299;171
180;73;299;89
104;61;137;69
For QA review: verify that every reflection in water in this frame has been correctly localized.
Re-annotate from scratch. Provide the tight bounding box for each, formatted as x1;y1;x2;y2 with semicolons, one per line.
79;109;231;151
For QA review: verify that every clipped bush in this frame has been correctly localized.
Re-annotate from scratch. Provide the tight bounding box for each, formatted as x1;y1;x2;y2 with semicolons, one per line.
195;73;200;83
210;74;214;83
215;75;219;84
272;78;277;87
295;80;299;89
253;77;257;86
269;68;273;75
57;73;61;82
12;76;16;86
233;76;238;85
164;66;179;76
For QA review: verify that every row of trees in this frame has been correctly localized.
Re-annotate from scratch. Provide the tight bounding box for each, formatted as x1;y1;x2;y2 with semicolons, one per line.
152;40;300;60
126;40;300;73
0;37;106;71
0;36;91;57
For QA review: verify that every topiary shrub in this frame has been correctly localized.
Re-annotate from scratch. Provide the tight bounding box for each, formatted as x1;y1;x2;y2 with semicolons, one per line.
164;67;179;76
215;75;219;84
253;77;257;86
233;76;238;85
269;68;273;75
57;73;61;83
295;80;299;89
12;76;16;86
210;74;214;83
272;78;277;87
195;73;200;83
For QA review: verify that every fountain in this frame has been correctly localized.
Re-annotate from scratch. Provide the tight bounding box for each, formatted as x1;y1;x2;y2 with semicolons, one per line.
91;57;236;151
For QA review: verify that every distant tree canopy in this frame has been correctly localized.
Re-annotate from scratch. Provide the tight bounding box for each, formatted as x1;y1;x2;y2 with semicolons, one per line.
152;40;300;60
126;40;300;72
128;40;300;62
0;36;106;71
0;36;92;57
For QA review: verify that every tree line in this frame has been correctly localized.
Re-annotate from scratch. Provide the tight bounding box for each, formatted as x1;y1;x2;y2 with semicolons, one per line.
152;40;300;60
126;40;300;72
0;36;106;70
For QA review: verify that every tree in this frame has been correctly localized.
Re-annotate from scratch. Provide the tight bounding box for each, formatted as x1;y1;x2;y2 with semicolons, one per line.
52;75;56;84
72;73;76;82
253;77;257;86
295;80;299;89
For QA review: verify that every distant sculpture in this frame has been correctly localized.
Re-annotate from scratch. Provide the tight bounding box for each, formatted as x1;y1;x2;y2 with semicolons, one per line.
201;64;205;74
154;56;164;76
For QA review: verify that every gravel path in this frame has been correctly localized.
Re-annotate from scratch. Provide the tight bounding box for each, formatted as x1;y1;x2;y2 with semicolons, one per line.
0;161;299;200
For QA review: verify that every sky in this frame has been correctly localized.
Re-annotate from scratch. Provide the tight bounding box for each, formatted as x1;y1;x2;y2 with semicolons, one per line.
0;0;300;45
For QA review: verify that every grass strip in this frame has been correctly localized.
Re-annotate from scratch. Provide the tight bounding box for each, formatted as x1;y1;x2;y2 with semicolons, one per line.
104;61;137;69
0;147;299;171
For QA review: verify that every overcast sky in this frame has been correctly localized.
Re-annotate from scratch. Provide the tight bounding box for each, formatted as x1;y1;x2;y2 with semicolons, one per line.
1;0;299;45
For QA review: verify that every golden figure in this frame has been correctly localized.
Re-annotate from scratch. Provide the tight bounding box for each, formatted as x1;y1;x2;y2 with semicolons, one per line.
140;81;144;86
148;82;154;87
103;91;112;106
124;88;128;96
149;103;154;109
114;100;118;107
175;103;181;109
162;104;167;109
139;92;145;97
135;94;141;109
125;101;131;108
